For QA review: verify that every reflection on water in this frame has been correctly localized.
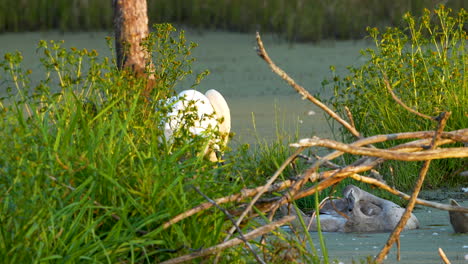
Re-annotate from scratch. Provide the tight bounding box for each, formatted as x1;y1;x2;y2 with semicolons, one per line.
0;30;371;145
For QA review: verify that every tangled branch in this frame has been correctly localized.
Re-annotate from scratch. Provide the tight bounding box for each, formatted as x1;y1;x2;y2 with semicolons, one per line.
161;33;468;263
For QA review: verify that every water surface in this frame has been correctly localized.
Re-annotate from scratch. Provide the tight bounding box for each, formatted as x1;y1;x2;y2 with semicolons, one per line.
0;30;371;145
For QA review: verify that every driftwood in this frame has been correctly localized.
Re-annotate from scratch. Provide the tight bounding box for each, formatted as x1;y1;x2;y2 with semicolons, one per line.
161;33;468;263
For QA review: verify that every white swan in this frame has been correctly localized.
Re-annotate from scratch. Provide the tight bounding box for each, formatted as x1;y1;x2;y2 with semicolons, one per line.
163;89;230;162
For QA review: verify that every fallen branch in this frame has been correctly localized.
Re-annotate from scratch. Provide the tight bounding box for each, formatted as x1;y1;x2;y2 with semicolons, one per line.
438;248;451;264
162;131;468;230
160;32;468;263
192;187;266;264
159;215;295;264
375;112;451;263
161;179;294;229
307;155;468;213
291;136;468;161
255;32;361;138
348;174;468;213
382;72;434;120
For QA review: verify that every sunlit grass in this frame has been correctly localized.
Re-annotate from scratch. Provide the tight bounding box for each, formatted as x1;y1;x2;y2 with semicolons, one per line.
0;24;331;263
321;6;468;190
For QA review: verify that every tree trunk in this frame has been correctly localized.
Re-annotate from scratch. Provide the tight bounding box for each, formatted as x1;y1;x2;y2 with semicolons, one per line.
113;0;155;96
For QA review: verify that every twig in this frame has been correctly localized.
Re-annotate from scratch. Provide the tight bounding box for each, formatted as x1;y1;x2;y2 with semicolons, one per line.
291;136;468;161
349;174;468;213
382;72;434;120
162;129;468;230
159;215;295;264
396;238;400;261
223;147;306;242
295;129;467;176
293;130;466;195
309;153;340;169
375;112;451;263
344;106;356;130
304;155;468;213
162;180;294;229
192;187;266;264
255;32;361;138
438;248;451;264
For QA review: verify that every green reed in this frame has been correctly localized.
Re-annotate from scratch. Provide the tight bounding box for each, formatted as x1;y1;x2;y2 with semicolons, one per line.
322;6;468;190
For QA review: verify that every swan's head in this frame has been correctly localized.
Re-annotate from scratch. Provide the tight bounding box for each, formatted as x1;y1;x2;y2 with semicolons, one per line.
343;185;360;211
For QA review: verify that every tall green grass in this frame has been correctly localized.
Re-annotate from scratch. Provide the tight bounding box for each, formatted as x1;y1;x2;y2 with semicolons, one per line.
0;24;230;262
321;6;468;190
1;0;468;41
0;23;330;263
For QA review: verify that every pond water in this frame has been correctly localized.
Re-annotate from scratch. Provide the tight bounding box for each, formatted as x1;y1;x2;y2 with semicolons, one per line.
305;199;468;264
0;30;371;145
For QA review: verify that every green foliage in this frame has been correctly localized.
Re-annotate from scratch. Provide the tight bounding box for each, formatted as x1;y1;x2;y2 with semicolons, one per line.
225;113;304;187
0;23;331;263
144;23;209;99
322;6;468;190
0;24;237;263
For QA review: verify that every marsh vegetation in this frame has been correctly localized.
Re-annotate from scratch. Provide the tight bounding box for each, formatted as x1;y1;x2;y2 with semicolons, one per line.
0;5;467;263
1;0;468;41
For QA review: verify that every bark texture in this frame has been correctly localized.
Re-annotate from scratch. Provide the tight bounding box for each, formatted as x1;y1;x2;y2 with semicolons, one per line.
113;0;150;73
113;0;156;96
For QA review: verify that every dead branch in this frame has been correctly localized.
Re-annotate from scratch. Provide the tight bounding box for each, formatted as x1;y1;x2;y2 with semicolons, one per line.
308;155;468;213
162;179;294;229
222;147;305;242
159;33;468;263
159;215;295;264
438;248;452;264
382;72;434;120
250;131;467;213
255;32;361;138
193;187;266;264
298;129;467;172
344;106;356;130
375;112;451;263
162;131;468;230
257;135;468;215
291;136;468;161
348;174;468;213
